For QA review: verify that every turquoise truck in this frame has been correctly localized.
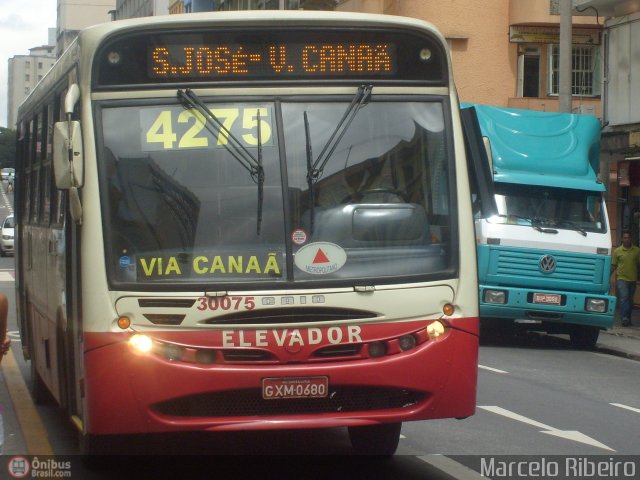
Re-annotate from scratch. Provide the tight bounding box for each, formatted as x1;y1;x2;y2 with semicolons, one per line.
464;103;615;349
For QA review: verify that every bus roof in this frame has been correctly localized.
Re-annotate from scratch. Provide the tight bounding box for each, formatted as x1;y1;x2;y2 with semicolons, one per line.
82;10;445;37
463;103;604;192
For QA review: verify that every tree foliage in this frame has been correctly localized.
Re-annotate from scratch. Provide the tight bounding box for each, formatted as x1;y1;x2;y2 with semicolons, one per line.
0;128;16;169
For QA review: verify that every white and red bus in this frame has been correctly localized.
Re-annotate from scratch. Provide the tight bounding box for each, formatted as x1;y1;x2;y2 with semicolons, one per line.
15;11;495;455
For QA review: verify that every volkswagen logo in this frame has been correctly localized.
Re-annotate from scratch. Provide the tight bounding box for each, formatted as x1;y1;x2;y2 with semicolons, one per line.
539;255;557;273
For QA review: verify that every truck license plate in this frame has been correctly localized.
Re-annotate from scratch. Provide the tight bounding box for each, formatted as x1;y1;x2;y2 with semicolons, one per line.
533;292;561;305
262;376;328;400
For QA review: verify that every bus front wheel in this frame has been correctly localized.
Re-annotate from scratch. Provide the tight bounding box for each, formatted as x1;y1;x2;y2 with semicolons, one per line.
348;422;402;456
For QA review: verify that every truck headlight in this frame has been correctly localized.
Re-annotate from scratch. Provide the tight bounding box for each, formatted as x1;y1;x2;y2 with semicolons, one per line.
585;298;607;313
483;289;507;304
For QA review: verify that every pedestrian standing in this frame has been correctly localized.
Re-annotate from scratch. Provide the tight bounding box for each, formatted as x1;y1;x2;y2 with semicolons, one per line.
611;230;640;326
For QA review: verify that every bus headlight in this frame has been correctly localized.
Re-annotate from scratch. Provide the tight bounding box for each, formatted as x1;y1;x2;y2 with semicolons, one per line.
427;321;445;340
483;289;507;304
129;334;153;353
585;298;607;313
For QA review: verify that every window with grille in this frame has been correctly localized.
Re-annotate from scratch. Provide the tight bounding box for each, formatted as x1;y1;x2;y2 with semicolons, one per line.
549;45;598;96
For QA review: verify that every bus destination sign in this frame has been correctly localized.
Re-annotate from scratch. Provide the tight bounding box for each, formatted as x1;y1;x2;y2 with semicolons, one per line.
149;42;396;79
94;28;447;86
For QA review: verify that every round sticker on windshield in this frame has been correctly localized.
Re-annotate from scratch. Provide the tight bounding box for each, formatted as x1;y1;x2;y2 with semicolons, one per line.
291;229;307;245
294;242;347;275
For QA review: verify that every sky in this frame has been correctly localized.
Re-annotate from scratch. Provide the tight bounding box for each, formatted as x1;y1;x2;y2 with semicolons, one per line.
1;0;57;128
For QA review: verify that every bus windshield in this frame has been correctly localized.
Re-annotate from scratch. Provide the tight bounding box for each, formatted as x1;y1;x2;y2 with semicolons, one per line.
99;97;452;286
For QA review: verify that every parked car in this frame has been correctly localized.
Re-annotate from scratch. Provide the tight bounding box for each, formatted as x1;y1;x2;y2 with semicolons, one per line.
0;214;15;257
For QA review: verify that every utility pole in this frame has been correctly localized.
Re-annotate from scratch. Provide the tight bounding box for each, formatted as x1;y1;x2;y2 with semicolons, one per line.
559;0;573;113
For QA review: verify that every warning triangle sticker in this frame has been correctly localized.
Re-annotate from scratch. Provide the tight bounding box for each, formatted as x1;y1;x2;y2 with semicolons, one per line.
313;248;330;264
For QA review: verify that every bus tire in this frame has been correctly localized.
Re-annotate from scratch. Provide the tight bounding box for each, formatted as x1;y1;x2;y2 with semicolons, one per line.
569;325;599;350
29;321;53;405
29;358;51;405
79;433;111;469
348;422;402;456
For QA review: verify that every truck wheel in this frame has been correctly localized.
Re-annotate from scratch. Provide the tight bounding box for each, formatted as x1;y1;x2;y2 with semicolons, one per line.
569;326;599;350
348;422;402;456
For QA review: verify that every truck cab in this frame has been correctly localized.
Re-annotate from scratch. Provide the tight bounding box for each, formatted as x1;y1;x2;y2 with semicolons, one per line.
464;103;615;349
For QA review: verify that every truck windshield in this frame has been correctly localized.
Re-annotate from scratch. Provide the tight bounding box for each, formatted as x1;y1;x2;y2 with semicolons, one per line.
99;98;453;286
488;183;606;234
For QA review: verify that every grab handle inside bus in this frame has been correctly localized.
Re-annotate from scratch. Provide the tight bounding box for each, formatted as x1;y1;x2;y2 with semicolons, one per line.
53;84;84;223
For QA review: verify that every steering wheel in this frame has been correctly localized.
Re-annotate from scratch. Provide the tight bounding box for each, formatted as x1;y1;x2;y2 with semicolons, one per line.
341;188;409;204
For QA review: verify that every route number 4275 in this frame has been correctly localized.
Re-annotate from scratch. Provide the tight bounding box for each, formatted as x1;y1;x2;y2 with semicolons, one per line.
143;106;272;151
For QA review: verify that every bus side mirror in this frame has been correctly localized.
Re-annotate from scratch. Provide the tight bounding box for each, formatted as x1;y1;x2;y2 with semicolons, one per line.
53;121;84;189
53;120;84;223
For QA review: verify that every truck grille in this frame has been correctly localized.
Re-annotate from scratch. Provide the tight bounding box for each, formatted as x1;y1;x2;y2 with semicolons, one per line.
489;248;604;291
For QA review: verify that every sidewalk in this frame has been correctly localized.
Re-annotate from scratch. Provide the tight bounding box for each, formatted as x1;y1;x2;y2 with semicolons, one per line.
596;309;640;361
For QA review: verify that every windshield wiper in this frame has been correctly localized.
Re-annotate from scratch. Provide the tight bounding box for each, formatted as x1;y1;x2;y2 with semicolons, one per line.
256;110;264;235
304;85;372;232
303;111;315;233
554;220;587;237
307;84;372;184
177;89;265;235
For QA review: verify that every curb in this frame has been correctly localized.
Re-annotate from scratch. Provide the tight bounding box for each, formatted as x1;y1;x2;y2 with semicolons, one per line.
595;344;640;362
601;330;640;341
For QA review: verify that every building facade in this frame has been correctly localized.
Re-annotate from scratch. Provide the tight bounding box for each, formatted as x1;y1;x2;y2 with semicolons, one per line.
57;0;117;53
6;46;56;129
332;1;602;114
575;0;640;245
115;0;169;19
6;1;116;128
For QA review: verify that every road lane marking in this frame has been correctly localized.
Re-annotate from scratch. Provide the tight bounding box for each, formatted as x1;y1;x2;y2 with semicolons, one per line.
478;405;615;451
419;454;486;480
479;364;509;374
610;403;640;414
2;350;54;454
0;271;14;282
1;187;13;213
6;330;20;341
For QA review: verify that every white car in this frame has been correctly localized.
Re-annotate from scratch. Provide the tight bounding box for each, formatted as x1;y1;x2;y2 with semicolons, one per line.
0;214;15;257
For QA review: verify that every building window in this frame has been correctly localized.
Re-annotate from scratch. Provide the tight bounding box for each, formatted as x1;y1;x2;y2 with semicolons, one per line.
518;46;541;98
25;74;30;81
549;45;598;96
25;87;30;94
38;62;43;69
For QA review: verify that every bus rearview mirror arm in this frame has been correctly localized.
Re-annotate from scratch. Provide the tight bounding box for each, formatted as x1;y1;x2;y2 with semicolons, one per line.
53;84;84;224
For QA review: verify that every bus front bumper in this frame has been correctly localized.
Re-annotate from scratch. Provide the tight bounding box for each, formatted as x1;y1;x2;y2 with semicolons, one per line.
82;322;478;435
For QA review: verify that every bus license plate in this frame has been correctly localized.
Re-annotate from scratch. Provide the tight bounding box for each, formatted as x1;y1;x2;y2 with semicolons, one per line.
533;293;561;305
262;376;328;400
